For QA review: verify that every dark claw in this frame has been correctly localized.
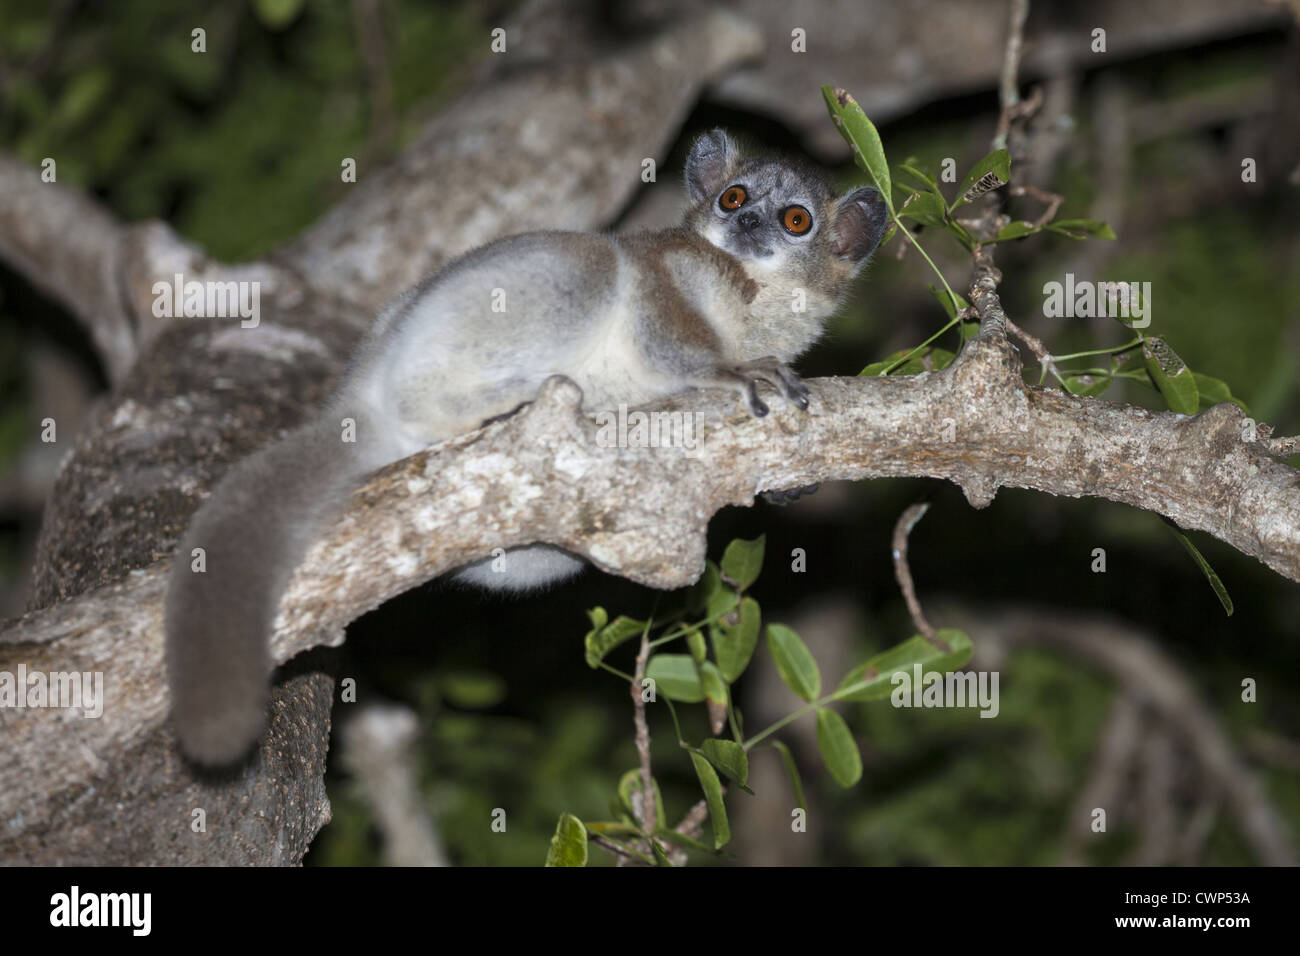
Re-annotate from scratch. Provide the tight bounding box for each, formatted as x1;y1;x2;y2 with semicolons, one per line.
772;364;811;409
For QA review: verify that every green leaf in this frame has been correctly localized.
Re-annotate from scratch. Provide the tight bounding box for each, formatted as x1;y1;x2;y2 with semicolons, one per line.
896;160;941;195
815;709;863;787
617;770;667;830
584;614;646;668
1047;218;1116;240
769;740;808;813
707;583;739;624
687;628;708;664
822;86;892;211
1192;373;1249;413
720;535;766;591
700;661;729;710
252;0;306;30
653;828;712;854
714;597;760;682
860;346;958;377
929;285;970;320
644;654;704;702
584;821;644;838
952;149;1011;209
689;753;731;849
438;671;507;709
51;69;112;133
1062;373;1113;398
766;624;821;701
898;191;947;227
837;630;975;702
544;813;588;867
700;738;749;787
1143;337;1199;414
993;220;1040;241
686;561;722;615
1163;521;1234;616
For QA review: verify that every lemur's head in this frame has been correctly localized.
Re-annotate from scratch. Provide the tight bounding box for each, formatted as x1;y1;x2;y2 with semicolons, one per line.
683;128;888;302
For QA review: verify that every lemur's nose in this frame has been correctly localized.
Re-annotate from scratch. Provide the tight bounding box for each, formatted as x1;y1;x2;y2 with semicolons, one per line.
737;210;761;231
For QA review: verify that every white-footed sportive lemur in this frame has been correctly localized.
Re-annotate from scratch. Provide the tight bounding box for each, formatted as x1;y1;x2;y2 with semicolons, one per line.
165;129;888;765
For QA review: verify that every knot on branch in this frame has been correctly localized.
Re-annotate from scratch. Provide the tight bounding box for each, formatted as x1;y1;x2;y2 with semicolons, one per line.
1188;400;1249;461
517;375;588;443
950;335;1025;404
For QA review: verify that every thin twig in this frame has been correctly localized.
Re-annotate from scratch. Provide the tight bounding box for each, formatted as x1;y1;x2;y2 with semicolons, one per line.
1061;693;1143;865
993;0;1031;151
675;798;711;839
631;625;657;839
892;503;948;649
1010;182;1064;229
341;705;447;867
592;834;650;864
1260;435;1299;458
1005;317;1060;382
353;0;396;158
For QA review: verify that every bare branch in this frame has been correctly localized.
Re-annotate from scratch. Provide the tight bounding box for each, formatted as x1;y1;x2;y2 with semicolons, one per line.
968;606;1297;866
891;503;939;643
631;625;657;841
992;0;1031;152
341;704;447;867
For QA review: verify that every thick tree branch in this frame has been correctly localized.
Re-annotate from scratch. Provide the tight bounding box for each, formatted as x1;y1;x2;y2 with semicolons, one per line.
278;6;763;314
5;337;1297;856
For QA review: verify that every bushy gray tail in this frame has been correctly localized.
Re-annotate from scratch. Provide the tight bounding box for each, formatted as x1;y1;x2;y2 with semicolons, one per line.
165;414;381;765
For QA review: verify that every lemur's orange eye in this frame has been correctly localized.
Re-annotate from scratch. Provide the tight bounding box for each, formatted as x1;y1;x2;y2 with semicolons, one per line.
719;185;747;210
782;205;812;235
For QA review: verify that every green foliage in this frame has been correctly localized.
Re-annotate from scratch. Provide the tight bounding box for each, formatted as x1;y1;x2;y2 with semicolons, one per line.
766;623;821;701
1163;520;1234;616
838;630;974;702
815;709;862;787
554;537;986;864
822;86;1258;615
545;813;588;867
0;0;492;260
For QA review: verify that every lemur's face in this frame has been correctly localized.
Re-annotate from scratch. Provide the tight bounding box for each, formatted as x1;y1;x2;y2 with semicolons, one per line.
683;129;888;292
701;159;831;273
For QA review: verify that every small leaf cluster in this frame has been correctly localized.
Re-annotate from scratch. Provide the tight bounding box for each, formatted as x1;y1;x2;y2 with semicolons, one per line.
547;536;976;865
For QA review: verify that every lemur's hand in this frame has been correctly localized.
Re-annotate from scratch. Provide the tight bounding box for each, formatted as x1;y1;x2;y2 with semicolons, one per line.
698;355;810;417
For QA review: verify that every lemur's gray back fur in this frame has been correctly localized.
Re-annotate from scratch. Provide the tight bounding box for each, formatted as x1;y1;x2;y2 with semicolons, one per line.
164;128;888;765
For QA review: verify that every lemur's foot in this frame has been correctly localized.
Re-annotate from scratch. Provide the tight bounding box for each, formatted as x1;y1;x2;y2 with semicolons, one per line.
727;356;810;417
761;483;821;506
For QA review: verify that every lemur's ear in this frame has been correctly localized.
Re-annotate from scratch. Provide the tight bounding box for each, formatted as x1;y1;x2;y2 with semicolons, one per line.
685;128;739;202
831;186;889;263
